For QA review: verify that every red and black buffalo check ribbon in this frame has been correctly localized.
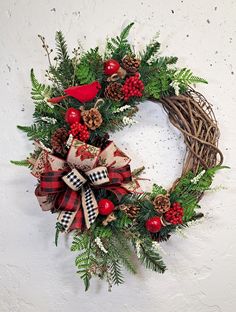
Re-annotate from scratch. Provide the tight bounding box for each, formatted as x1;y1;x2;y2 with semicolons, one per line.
36;164;132;229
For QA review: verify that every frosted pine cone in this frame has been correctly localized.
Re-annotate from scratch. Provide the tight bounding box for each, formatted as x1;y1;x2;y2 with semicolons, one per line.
51;127;68;155
118;204;140;219
82;107;103;130
122;55;141;73
104;82;124;101
153;194;170;214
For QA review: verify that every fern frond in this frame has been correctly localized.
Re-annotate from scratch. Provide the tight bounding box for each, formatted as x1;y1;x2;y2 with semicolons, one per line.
76;47;103;84
173;68;208;85
17;123;58;144
71;233;90;252
55;31;69;61
144;71;170;99
30;69;51;104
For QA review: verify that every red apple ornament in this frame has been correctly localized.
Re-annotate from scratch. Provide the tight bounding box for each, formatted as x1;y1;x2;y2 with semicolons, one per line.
104;59;120;75
98;199;115;215
145;216;162;233
65;108;81;125
104;59;126;78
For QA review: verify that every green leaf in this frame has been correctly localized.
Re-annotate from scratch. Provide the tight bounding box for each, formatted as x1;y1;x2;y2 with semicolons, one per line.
10;159;30;167
120;22;134;41
54;222;65;246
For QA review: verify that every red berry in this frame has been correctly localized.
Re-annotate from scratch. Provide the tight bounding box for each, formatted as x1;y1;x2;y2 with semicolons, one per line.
164;202;184;225
98;199;115;215
104;59;120;75
69;122;90;142
122;73;144;101
65;108;81;125
145;216;162;233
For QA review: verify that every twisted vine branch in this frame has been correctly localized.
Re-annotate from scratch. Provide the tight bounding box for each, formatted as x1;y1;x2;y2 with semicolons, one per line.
152;88;223;177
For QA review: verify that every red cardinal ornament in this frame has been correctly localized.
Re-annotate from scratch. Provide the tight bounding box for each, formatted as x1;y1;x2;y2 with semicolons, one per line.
145;216;162;233
98;199;115;215
47;81;101;104
64;81;101;103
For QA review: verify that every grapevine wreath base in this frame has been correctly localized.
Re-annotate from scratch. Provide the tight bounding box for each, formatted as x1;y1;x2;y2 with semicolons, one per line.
13;23;226;291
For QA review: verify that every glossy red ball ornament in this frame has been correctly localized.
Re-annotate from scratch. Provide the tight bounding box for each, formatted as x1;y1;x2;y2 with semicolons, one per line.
145;216;162;233
65;108;81;125
104;59;120;75
98;199;115;215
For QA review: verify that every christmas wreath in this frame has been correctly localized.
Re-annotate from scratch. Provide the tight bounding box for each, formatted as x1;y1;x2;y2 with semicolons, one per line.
12;23;227;291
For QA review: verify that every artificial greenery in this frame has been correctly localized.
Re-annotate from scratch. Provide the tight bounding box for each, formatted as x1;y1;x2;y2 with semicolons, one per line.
15;22;207;152
12;23;226;291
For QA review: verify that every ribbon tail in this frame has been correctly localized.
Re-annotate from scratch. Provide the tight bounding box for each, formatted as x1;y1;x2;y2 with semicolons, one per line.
57;210;78;233
81;184;98;229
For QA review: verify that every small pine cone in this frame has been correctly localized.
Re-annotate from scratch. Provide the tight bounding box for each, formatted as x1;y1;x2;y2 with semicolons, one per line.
118;204;140;219
51;127;68;155
104;82;124;101
153;194;170;214
92;133;110;150
82;108;103;130
122;55;141;73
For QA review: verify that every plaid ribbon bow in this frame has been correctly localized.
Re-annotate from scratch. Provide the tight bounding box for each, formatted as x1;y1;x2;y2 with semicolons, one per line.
34;139;140;231
36;163;131;230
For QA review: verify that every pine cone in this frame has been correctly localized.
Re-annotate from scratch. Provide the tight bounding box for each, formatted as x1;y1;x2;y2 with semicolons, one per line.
153;194;170;214
122;55;141;73
118;204;140;219
82;107;103;130
92;133;110;150
51;127;68;155
104;82;124;101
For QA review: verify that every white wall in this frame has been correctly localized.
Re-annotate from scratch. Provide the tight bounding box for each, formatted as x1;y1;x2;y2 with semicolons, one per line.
0;1;235;311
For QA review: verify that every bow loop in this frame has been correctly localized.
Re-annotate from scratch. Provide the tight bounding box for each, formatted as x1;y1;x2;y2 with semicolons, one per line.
40;171;67;193
86;166;110;186
108;164;132;184
62;168;87;191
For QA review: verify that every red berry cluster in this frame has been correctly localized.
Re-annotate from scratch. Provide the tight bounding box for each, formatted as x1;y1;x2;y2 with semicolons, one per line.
69;122;90;142
122;73;144;101
164;202;184;225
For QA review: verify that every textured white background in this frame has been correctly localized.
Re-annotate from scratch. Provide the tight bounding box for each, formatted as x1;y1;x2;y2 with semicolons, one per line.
0;1;236;311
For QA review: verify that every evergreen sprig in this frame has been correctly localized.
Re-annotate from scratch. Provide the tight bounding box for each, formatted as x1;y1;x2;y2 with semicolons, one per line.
140;39;161;65
139;241;166;273
108;260;124;285
76;47;103;84
105;22;134;60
